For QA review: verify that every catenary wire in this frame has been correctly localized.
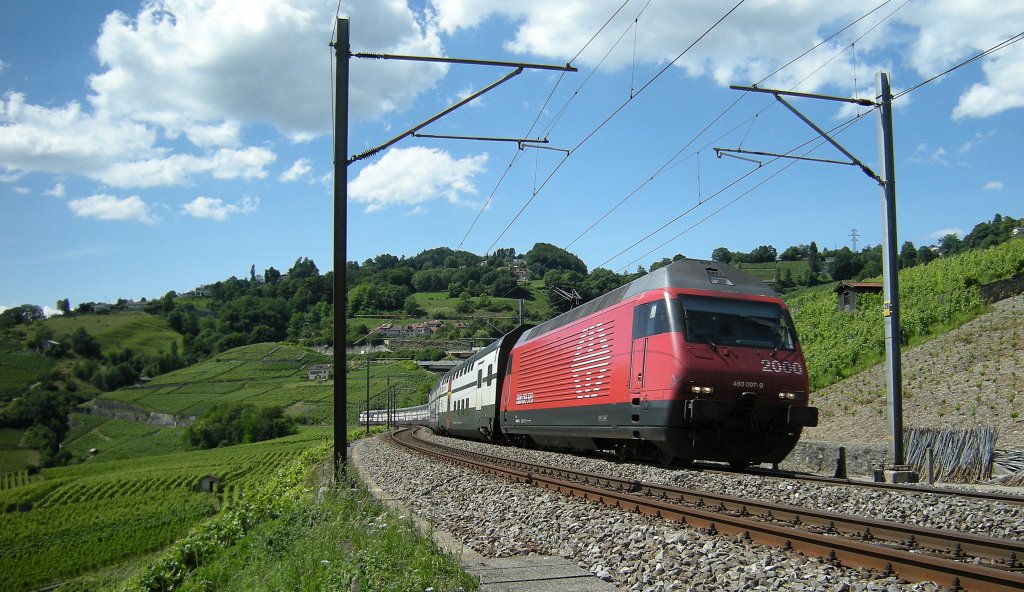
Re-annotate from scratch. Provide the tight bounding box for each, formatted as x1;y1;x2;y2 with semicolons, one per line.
484;0;748;253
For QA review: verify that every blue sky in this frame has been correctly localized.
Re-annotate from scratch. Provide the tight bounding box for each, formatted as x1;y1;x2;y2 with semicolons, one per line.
1;0;1022;313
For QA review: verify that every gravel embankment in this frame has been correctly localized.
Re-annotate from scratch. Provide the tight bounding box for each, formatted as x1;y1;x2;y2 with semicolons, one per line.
356;432;1024;592
809;294;1024;447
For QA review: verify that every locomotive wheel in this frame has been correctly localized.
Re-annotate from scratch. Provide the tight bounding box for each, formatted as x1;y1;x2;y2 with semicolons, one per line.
656;449;675;467
614;445;630;462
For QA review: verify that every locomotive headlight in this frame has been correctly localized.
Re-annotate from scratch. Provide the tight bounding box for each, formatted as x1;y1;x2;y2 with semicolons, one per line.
690;385;714;395
778;392;804;401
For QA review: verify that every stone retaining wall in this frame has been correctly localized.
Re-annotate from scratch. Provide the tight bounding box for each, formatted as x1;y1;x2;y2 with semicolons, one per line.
780;440;889;477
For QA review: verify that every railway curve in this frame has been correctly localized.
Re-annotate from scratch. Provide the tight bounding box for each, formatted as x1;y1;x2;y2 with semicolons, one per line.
378;427;1024;591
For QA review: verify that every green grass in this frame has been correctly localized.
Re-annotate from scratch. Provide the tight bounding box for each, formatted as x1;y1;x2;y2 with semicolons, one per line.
0;350;56;401
0;429;330;591
62;414;188;463
733;260;810;283
0;449;38;475
44;311;182;358
94;342;334;421
173;471;478;592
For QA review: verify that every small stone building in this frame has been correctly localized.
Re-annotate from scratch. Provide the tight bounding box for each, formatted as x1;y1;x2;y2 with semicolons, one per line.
834;281;883;312
198;474;220;493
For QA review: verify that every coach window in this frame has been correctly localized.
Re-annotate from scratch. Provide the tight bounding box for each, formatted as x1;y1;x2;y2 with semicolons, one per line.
487;364;493;385
477;369;482;388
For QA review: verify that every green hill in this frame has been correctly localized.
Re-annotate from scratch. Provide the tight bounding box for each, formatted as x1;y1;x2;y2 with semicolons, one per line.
0;428;329;591
94;342;333;422
44;311;182;359
788;238;1024;389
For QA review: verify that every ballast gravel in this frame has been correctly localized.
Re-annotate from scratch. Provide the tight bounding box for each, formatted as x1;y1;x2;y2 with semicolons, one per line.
353;433;1023;592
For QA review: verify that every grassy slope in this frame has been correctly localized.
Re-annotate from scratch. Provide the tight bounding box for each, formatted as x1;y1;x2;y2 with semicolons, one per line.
96;342;333;420
45;311;182;358
0;428;329;591
788;238;1024;389
785;239;1024;446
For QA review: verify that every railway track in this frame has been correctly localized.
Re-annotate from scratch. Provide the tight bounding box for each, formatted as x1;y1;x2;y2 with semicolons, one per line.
390;427;1024;592
683;462;1024;507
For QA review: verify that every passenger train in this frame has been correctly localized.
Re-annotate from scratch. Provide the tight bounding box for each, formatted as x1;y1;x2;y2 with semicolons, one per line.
362;258;817;467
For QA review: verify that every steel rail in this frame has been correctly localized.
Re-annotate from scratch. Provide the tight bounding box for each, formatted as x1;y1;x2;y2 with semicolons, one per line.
705;464;1024;507
390;428;1024;592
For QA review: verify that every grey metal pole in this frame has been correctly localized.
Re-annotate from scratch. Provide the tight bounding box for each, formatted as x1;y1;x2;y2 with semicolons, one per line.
332;18;349;479
877;72;904;466
365;347;370;435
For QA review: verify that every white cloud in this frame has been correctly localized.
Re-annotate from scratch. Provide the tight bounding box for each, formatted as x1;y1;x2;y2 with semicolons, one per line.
958;130;996;154
13;186;29;194
182;195;260;221
1;1;451;193
184;121;241;148
982;180;1004;191
97;147;276;188
0;168;26;183
348;146;488;213
44;183;66;198
928;227;964;241
433;0;1024;119
68;193;160;224
0;92;156;176
910;143;948;166
88;0;447;141
0;59;7;73
279;158;312;182
899;1;1024;119
432;1;883;92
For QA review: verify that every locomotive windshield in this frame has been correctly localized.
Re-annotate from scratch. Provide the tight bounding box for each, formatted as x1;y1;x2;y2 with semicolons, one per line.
678;295;795;351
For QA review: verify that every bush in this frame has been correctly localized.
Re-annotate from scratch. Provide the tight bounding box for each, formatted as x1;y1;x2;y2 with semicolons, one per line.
184;403;297;449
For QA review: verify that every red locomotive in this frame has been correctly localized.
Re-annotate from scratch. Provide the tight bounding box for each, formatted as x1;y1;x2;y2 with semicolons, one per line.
499;258;816;467
376;258;817;467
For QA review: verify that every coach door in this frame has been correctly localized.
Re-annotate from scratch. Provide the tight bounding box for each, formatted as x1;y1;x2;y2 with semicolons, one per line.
444;378;453;430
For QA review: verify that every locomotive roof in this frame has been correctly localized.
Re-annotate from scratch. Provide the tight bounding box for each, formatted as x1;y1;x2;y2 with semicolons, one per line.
519;258;778;344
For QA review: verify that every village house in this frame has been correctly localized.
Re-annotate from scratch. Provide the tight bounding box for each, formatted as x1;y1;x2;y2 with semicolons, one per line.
407;320;443;336
307;364;333;381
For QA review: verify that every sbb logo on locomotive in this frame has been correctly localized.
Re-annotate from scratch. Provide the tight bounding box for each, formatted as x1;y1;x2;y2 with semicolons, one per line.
515;392;534;405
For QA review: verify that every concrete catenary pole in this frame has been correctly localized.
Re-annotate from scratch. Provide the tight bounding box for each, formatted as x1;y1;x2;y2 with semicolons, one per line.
877;72;904;466
332;18;349;478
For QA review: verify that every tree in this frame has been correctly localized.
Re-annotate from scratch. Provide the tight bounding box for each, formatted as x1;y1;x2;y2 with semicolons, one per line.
403;296;425;317
56;299;71;315
0;304;45;327
525;243;587;277
747;245;778;263
917;245;938;265
937;233;964;257
899;241;918;268
711;247;733;263
779;245;805;261
827;248;861;281
184;403;296;449
264;266;282;284
808;242;821;273
70;327;102;358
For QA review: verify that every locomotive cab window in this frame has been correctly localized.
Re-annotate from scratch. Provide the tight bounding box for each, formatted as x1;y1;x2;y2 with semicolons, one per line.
632;298;678;339
679;295;795;351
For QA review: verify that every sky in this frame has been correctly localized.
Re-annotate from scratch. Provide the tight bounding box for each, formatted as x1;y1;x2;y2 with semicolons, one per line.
1;0;1022;314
